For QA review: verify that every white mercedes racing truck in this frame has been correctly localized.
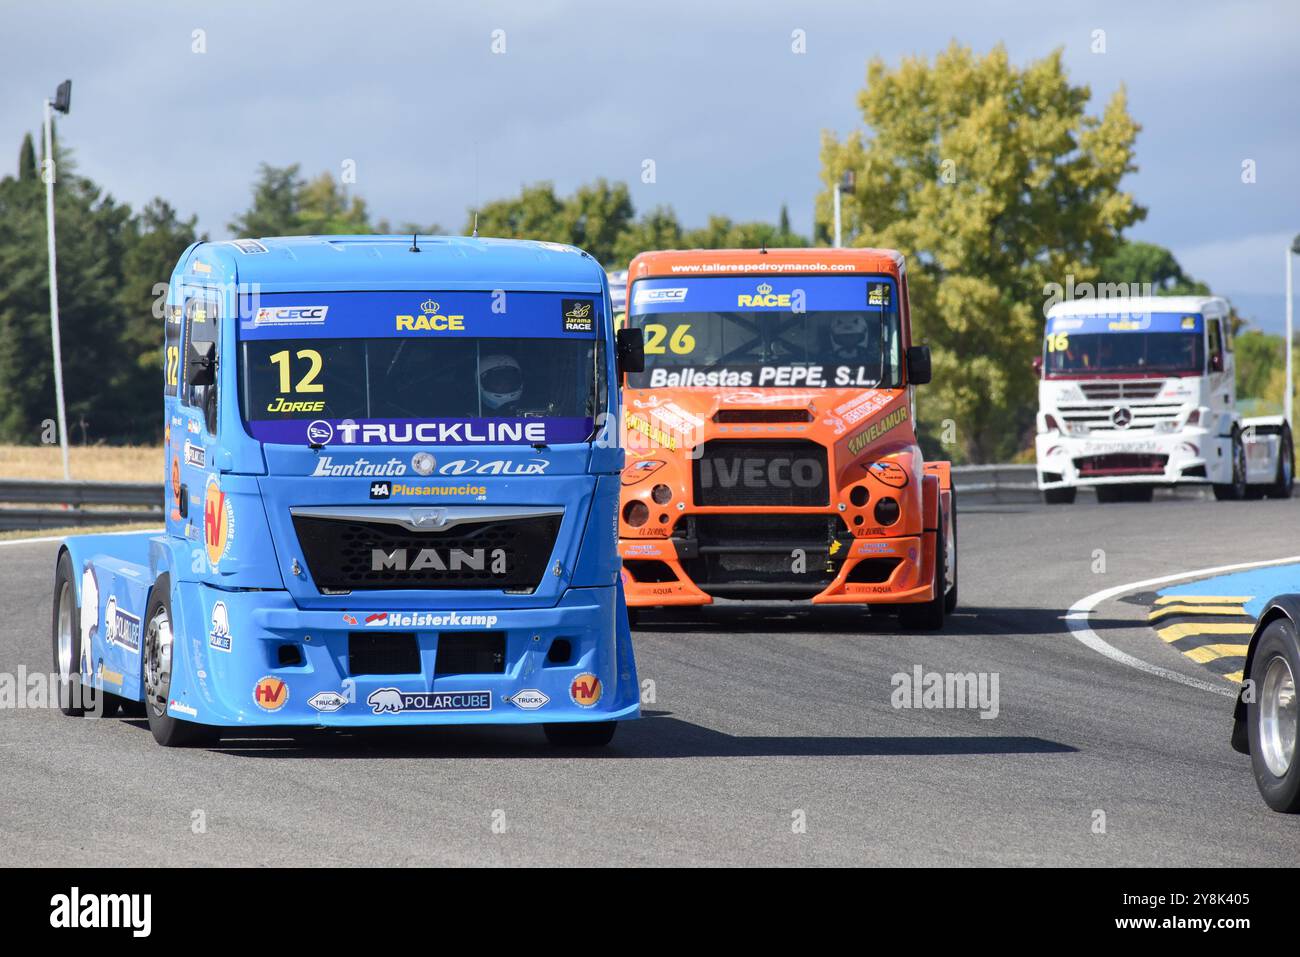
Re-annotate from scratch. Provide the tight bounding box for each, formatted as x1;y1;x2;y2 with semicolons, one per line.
1035;296;1293;504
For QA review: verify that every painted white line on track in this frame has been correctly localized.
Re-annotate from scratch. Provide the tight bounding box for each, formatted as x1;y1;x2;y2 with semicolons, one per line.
1067;554;1300;699
0;530;163;548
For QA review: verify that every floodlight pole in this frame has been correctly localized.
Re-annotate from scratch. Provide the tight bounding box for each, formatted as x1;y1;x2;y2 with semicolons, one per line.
43;93;71;481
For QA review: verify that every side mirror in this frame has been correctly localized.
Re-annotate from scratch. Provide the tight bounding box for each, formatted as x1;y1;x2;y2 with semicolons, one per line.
905;345;932;386
187;340;216;387
1032;355;1043;377
616;327;645;376
1209;352;1224;373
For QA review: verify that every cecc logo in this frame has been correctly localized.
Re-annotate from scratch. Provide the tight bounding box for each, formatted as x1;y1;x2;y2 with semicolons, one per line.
397;299;465;332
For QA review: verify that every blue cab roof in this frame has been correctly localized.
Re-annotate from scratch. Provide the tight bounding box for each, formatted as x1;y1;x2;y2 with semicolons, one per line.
179;235;607;293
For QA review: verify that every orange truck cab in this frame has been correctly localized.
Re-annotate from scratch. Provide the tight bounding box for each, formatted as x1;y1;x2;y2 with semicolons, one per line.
618;248;956;630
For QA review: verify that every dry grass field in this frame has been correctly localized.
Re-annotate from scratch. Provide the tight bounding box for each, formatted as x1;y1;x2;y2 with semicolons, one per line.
0;445;163;482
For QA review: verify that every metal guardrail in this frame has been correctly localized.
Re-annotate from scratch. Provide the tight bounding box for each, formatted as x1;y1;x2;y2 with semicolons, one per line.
0;479;163;531
0;466;1046;532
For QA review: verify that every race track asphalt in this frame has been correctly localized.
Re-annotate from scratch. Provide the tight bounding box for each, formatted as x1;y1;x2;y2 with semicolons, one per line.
2;496;1297;866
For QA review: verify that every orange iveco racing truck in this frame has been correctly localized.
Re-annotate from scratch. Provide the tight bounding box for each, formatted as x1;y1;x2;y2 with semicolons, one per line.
617;248;956;630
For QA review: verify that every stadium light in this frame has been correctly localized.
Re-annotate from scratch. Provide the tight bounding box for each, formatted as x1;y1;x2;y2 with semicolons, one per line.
43;80;72;481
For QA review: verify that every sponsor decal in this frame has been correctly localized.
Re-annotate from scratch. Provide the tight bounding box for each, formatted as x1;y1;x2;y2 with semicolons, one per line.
508;689;549;711
623;542;663;557
562;298;595;333
187;418;202;434
627;414;679;451
336;420;548;445
369;480;487;500
737;282;791;308
649;367;754;388
311;455;407;477
358;611;500;628
308;691;348;713
867;460;909;488
697;455;824;491
569;672;602;708
230;238;269;255
191;260;212;274
97;661;124;687
307;420;334;445
343;614;359;625
826;392;893;434
170;456;182;512
203;477;234;567
852;540;895;556
621;459;665;485
366;688;491;715
846;404;910;456
208;601;232;653
169;699;198;718
437;458;548;476
103;596;142;653
396;299;465;332
868;282;891;306
633;286;687;305
371;547;508;574
253;676;289;712
254;305;328;327
183;441;205;468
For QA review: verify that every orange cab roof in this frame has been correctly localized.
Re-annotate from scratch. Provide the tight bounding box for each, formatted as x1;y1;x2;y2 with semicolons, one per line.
629;246;905;279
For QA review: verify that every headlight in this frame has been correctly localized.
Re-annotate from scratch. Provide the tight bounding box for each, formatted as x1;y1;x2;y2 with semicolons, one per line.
874;497;901;526
623;501;650;527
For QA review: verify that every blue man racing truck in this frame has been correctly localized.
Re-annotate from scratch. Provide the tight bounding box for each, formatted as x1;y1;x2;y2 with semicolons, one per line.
52;235;644;747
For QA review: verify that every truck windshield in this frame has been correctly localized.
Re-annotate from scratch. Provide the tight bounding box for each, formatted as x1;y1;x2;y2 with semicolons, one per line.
237;291;602;446
625;275;901;390
1043;312;1208;379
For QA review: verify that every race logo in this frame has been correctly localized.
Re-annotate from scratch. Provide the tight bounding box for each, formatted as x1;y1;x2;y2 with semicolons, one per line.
508;689;549;711
396;299;464;332
308;691;348;713
254;305;327;326
562;298;595;333
737;282;791;308
569;672;602;708
203;477;234;567
208;601;232;653
253;676;289;712
868;282;891;306
366;688;491;715
371;547;508;574
103;596;142;653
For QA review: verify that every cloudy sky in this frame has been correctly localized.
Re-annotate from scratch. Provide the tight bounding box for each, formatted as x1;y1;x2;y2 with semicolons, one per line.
3;1;1298;328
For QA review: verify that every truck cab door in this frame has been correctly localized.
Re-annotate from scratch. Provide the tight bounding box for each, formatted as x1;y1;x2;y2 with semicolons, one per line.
170;289;223;543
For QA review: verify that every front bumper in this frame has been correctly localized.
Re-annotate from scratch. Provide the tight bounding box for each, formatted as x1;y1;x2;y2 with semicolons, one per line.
619;527;937;606
164;583;639;727
1035;429;1228;488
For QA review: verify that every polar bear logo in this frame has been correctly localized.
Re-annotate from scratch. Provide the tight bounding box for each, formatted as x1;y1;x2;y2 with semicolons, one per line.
367;688;405;714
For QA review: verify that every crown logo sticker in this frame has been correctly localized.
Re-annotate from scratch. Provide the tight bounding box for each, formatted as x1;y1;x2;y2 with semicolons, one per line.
420;299;440;314
757;283;773;295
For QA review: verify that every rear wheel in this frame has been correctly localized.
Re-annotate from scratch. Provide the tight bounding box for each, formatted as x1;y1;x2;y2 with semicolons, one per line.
543;721;617;747
900;521;946;632
142;577;219;748
943;488;958;615
1213;428;1247;500
1265;428;1294;499
1043;486;1076;505
1247;617;1300;812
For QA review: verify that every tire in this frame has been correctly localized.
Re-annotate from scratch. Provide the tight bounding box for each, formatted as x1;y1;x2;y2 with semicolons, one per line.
1265;428;1294;500
900;520;946;632
1095;485;1125;504
543;721;618;747
626;605;642;629
943;488;958;615
1246;617;1300;812
142;575;219;748
1043;487;1076;505
52;551;87;717
1213;428;1247;501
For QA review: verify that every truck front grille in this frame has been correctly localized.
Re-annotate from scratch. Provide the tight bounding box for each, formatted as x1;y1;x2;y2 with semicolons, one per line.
1075;453;1168;476
692;439;829;507
292;508;562;593
1079;380;1166;401
676;514;848;598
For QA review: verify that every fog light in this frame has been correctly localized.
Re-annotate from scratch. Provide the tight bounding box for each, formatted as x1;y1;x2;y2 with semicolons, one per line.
651;483;673;505
623;500;650;527
849;485;869;507
874;497;901;526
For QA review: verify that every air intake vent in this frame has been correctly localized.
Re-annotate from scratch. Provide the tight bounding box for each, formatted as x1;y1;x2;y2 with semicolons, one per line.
713;409;813;424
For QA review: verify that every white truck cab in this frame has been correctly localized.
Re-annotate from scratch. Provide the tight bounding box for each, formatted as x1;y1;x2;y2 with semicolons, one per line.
1035;296;1293;503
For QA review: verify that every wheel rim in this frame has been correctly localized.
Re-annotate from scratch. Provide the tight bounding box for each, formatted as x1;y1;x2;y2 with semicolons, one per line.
56;580;75;680
143;604;174;719
1259;653;1297;778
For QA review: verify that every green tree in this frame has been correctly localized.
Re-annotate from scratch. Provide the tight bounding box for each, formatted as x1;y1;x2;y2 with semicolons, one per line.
817;43;1145;461
467;179;634;265
611;205;684;265
1097;240;1209;296
228;164;370;237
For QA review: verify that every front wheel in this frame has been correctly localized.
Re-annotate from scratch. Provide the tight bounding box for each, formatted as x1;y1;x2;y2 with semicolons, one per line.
1265;428;1294;499
1247;617;1300;812
142;576;219;748
900;521;946;632
544;721;618;747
